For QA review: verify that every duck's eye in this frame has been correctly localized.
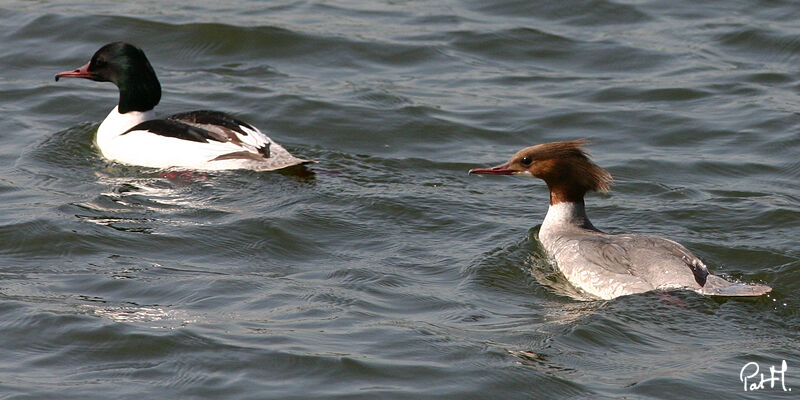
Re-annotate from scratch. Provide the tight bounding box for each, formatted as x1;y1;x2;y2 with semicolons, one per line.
521;156;532;166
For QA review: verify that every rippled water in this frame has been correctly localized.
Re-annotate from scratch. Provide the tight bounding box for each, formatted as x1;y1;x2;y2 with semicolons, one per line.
1;1;799;399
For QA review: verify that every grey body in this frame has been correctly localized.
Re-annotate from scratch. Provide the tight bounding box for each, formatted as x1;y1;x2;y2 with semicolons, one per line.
539;202;771;300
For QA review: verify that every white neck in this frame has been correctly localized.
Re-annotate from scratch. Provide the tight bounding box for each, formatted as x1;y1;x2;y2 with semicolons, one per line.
541;201;598;233
96;105;155;146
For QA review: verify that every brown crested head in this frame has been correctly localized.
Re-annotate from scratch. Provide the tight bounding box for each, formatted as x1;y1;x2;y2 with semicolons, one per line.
469;140;613;204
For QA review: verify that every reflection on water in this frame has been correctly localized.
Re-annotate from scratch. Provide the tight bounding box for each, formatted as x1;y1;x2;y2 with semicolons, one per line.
80;304;197;327
72;171;221;233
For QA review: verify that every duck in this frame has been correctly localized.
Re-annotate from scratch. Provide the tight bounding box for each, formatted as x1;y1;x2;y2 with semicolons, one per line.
55;41;312;171
469;140;772;300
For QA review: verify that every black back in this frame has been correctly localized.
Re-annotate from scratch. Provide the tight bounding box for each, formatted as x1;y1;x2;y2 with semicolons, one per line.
168;110;256;136
123;119;222;143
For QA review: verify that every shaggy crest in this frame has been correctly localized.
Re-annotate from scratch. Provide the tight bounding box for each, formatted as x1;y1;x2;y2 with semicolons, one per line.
517;139;613;194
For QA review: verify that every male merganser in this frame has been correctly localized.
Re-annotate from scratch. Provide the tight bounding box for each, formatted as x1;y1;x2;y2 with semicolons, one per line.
55;41;312;171
469;140;772;300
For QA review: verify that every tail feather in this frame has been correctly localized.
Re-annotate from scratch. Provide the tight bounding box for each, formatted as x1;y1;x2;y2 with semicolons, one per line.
697;275;772;297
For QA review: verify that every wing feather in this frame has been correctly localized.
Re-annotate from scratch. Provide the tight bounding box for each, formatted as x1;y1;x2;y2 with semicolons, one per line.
168;110;270;155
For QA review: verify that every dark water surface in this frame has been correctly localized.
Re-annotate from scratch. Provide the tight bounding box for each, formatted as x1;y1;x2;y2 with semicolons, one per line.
2;1;799;399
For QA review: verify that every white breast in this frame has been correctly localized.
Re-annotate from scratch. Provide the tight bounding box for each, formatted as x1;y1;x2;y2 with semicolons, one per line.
94;106;310;171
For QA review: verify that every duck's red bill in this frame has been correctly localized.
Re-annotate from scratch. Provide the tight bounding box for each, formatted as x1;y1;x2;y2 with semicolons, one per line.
55;62;92;81
468;163;514;175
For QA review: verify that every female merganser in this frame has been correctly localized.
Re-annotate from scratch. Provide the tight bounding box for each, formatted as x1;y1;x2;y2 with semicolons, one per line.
469;140;772;300
55;41;312;171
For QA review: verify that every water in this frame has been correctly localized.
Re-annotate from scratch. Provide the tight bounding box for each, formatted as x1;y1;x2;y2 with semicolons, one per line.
1;1;798;398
